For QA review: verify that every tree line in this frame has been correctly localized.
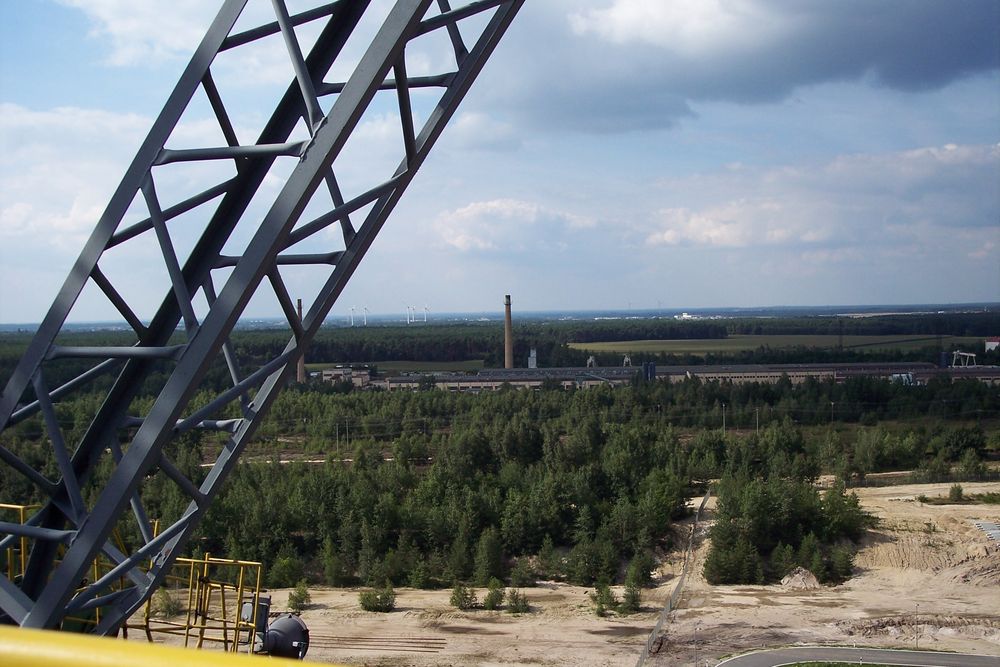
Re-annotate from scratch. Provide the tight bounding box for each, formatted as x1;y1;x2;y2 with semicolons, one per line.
2;310;996;400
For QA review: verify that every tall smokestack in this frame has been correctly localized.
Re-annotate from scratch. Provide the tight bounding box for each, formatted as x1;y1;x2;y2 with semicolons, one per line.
296;298;306;383
504;294;513;369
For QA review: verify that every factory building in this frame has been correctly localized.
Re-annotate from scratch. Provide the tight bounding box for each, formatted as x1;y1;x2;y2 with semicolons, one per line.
363;361;1000;392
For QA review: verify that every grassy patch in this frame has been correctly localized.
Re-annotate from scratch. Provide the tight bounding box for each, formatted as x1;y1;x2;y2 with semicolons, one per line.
917;492;1000;505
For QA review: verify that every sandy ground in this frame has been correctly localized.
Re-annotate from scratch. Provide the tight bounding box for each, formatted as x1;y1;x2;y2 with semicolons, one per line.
136;481;1000;666
657;481;1000;666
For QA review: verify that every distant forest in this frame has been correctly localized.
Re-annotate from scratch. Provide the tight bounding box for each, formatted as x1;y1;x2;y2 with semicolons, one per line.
1;311;998;397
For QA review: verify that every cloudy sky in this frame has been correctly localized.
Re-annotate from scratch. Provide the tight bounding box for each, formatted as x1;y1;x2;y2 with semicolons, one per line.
0;0;998;324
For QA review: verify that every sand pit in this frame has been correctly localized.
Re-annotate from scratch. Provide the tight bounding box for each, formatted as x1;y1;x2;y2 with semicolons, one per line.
269;582;666;666
655;481;1000;666
131;482;1000;665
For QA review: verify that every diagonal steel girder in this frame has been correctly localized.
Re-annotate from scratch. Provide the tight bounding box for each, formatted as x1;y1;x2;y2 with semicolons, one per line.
0;0;524;633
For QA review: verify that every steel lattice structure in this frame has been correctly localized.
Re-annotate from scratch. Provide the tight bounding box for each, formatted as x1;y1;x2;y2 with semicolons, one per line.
0;0;523;633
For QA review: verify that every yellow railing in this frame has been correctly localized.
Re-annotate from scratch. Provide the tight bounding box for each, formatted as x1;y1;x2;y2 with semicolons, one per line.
131;553;265;653
0;626;314;667
1;503;39;581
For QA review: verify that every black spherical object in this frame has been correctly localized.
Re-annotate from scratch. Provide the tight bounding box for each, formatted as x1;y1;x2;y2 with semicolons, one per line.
265;613;309;660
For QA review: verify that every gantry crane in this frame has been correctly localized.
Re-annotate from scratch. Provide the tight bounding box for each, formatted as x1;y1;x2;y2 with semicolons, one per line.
0;0;524;634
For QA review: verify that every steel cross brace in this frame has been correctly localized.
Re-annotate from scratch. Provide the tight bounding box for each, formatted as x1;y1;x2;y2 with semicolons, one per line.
0;0;524;632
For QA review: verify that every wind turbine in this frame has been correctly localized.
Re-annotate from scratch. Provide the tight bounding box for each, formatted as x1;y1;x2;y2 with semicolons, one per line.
350;306;355;327
423;305;428;322
363;306;368;326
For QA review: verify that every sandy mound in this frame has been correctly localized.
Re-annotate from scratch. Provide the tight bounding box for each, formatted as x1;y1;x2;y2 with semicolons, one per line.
780;567;820;590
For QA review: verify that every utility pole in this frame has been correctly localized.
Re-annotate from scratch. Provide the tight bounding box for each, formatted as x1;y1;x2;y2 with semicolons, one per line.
722;403;726;434
915;602;919;650
694;625;699;667
755;407;759;435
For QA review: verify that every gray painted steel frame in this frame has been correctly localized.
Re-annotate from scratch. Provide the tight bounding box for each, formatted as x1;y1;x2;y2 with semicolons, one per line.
0;0;524;633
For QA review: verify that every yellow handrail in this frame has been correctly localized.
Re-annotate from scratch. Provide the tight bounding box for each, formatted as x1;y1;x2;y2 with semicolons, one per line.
0;627;341;667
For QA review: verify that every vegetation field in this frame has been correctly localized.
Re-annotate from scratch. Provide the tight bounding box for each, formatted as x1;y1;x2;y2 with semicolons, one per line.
569;334;982;356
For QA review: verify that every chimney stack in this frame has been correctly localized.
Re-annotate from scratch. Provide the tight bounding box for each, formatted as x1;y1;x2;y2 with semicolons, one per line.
296;298;306;383
504;294;513;369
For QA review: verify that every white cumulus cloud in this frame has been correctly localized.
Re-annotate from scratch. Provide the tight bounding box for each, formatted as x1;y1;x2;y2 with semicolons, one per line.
569;0;795;58
645;143;1000;254
434;199;593;253
0;104;148;242
57;0;216;66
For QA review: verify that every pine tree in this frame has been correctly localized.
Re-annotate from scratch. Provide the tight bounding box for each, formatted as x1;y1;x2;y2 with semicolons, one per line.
473;527;503;586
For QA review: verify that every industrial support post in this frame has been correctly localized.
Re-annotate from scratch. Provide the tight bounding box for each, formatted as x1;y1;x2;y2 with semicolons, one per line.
0;0;524;634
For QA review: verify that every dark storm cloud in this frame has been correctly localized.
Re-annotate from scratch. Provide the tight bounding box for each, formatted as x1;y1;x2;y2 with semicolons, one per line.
731;1;1000;94
485;0;1000;132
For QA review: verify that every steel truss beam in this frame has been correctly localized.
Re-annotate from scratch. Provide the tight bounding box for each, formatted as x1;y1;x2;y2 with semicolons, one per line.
0;0;523;633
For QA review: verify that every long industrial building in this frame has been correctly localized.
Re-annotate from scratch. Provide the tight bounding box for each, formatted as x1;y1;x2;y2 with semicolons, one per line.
346;361;1000;392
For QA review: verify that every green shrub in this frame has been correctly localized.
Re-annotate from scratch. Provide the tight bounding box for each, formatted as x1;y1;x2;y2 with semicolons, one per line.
268;553;304;588
770;541;796;579
359;581;395;612
473;527;503;586
509;559;535;587
958;449;987;480
407;562;429;589
589;583;618;617
568;541;598;585
625;551;655;588
483;578;505;610
288;579;311;613
828;545;854;583
321;536;349;586
152;588;182;618
949;484;964;502
538;535;561;580
618;584;641;615
506;589;530;614
449;582;477;610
